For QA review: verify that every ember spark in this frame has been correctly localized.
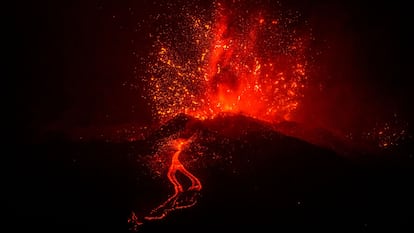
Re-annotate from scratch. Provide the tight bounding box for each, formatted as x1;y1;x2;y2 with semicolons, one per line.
130;0;312;229
145;1;310;123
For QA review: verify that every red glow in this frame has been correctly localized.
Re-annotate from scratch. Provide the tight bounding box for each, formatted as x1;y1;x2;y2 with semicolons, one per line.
129;136;202;228
145;137;201;220
127;2;411;230
131;1;311;230
147;1;309;123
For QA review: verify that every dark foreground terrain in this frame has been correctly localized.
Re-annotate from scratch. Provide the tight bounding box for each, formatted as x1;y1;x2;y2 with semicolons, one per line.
7;115;414;233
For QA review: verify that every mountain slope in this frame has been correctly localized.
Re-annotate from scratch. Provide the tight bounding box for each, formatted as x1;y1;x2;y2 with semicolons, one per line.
8;114;413;232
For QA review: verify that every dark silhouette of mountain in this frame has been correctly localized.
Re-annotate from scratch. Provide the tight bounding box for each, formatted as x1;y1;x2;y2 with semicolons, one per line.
7;114;413;233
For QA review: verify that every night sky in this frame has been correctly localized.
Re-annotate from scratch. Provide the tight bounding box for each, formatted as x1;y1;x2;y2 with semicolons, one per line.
13;0;414;141
10;0;414;232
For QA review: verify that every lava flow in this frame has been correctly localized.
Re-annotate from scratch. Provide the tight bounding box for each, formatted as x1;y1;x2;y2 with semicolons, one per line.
130;0;312;230
129;136;202;229
145;136;202;220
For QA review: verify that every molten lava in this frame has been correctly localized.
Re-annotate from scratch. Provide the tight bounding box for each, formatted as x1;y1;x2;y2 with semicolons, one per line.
129;136;202;229
145;136;202;220
146;1;310;123
131;1;312;230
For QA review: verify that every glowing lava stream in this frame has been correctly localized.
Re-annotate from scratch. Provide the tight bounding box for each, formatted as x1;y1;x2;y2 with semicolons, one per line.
129;136;201;228
146;137;202;220
130;1;312;230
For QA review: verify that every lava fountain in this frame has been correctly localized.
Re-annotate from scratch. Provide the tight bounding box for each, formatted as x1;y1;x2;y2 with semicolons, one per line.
145;0;311;123
130;0;312;229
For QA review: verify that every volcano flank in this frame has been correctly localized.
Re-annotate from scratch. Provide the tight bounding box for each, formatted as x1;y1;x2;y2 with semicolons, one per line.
9;114;413;232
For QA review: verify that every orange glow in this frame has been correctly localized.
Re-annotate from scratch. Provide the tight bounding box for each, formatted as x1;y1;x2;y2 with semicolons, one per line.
133;1;311;230
129;136;201;226
145;137;201;220
147;1;310;124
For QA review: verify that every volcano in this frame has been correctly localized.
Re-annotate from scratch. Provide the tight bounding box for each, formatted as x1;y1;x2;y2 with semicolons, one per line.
12;0;414;232
9;114;413;233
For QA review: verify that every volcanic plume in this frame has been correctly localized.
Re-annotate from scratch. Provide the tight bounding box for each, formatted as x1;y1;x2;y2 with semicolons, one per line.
144;1;310;123
11;1;413;233
124;0;414;230
128;1;316;228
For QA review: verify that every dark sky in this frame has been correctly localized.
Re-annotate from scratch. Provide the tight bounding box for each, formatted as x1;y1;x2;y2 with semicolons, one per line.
9;3;413;232
13;0;413;142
